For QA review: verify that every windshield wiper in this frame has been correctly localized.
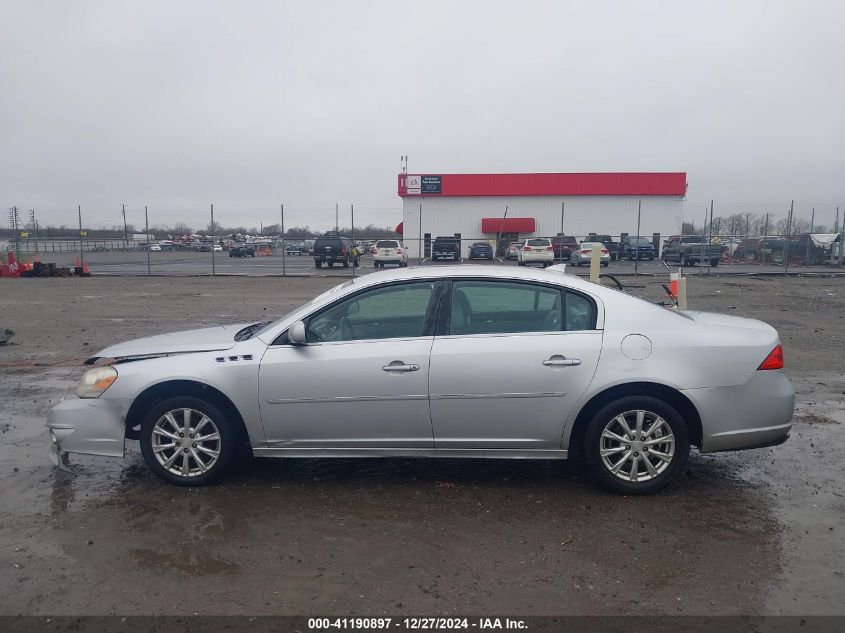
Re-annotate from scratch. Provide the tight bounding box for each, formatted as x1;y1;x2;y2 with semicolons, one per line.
234;321;271;341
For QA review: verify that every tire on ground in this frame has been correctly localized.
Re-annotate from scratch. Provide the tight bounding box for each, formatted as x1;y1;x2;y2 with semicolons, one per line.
140;395;236;486
583;395;690;495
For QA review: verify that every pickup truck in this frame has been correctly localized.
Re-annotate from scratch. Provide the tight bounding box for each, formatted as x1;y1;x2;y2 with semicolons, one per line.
431;236;461;261
662;236;722;267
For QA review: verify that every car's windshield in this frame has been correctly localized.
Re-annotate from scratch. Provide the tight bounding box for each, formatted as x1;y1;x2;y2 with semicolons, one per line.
251;279;356;339
630;237;651;246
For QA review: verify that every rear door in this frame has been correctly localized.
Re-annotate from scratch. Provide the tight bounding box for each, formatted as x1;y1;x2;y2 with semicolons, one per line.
429;279;602;450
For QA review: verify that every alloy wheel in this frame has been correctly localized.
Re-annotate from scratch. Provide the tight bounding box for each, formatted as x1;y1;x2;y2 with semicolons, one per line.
152;408;221;478
599;409;675;482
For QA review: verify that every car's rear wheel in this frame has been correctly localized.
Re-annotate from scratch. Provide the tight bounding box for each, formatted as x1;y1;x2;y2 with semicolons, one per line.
140;396;235;486
584;396;690;494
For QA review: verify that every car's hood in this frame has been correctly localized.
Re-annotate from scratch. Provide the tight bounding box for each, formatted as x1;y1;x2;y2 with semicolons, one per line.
84;323;255;364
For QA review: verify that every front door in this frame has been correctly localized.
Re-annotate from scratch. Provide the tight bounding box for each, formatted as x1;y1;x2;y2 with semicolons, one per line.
429;279;602;449
258;280;440;449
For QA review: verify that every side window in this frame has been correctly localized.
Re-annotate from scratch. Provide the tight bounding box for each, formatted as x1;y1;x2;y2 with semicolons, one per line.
564;291;594;331
306;282;436;343
449;281;562;335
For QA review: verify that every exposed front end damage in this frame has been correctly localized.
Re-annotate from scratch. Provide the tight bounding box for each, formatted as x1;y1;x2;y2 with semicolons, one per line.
47;393;134;462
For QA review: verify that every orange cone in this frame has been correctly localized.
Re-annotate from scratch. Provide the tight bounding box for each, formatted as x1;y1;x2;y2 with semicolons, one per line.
82;262;90;274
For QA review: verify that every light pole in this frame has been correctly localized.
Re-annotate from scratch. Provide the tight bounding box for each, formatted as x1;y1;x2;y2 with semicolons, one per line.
121;204;129;249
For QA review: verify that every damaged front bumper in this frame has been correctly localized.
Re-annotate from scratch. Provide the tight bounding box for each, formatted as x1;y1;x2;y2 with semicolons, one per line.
46;394;133;463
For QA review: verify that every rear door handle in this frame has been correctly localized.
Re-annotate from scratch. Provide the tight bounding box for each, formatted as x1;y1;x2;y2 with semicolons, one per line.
382;361;420;373
543;355;581;367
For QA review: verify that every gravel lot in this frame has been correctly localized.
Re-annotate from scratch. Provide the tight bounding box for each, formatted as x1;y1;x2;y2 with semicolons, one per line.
1;273;843;616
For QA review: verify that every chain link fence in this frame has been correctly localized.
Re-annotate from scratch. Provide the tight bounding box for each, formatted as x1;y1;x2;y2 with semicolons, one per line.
2;203;843;278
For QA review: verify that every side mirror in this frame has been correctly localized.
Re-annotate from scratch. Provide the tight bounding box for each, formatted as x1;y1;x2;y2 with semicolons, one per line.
288;320;307;345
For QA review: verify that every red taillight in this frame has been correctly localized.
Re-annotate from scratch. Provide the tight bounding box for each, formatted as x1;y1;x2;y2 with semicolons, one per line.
601;248;609;254
340;248;348;255
581;249;591;255
758;344;784;370
396;248;402;254
546;245;554;252
523;246;531;252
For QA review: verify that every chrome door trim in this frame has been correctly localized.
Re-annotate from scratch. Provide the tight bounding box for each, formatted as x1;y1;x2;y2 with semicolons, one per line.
430;391;567;401
266;394;429;405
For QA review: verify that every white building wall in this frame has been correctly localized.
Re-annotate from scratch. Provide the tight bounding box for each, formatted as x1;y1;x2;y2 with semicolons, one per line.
401;195;685;258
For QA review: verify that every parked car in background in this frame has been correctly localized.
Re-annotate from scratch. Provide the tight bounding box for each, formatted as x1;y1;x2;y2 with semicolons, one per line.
432;236;461;261
148;243;162;252
506;242;523;260
468;242;494;260
229;244;256;258
196;243;211;252
313;234;352;268
517;238;554;267
551;235;579;261
570;242;610;267
48;265;793;494
618;236;655;261
157;241;175;252
661;236;721;267
212;244;223;252
373;239;408;268
587;234;619;261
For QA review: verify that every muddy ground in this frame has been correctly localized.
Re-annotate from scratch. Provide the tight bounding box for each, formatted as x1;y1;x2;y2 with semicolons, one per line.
0;274;843;616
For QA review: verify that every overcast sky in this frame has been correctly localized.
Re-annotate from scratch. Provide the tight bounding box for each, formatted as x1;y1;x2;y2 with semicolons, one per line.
1;0;843;231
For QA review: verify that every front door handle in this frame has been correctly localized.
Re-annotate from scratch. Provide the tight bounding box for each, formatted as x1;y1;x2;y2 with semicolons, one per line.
382;361;420;373
543;355;581;367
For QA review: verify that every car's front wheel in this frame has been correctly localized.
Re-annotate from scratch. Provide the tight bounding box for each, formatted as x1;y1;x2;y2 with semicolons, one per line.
140;396;235;486
584;396;690;494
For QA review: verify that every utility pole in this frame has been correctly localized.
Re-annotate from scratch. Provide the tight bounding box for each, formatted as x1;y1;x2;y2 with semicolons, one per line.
280;204;286;277
418;202;423;265
210;203;216;277
335;203;339;232
77;205;84;268
559;202;565;262
121;204;129;249
635;200;642;275
145;205;151;275
806;207;815;266
351;203;355;278
784;200;794;275
707;200;714;274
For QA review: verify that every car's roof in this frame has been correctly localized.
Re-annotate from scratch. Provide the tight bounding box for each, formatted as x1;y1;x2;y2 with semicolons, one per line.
347;264;606;295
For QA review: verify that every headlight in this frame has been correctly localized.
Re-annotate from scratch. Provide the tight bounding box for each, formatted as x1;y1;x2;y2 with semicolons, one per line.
76;366;118;398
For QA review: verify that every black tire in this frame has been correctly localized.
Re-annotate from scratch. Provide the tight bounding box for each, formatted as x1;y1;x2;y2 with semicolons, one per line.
315;261;322;268
343;261;349;268
711;259;719;267
601;261;609;267
648;256;654;261
373;262;378;268
583;396;690;494
140;396;236;486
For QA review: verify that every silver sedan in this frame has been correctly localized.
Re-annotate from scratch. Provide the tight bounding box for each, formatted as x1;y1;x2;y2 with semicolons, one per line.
47;265;794;494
